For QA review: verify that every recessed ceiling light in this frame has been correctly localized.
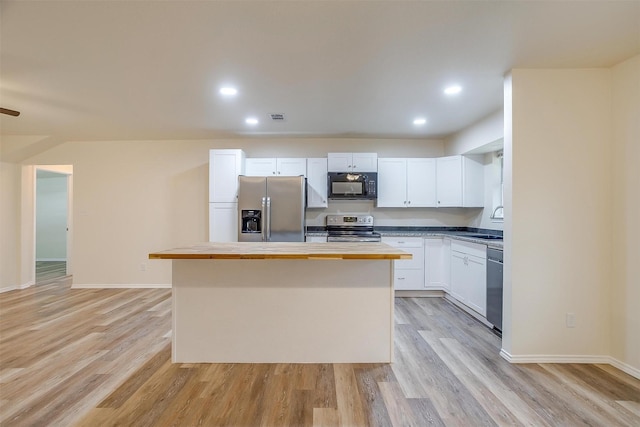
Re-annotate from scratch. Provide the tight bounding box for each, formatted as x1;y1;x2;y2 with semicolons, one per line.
444;85;462;95
219;87;238;96
413;118;427;126
245;117;259;125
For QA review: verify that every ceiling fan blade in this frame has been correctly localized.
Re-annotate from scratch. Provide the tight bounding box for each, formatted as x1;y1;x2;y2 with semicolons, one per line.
0;108;21;116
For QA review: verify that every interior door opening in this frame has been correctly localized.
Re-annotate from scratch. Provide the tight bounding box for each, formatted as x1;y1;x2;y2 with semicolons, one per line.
35;165;73;283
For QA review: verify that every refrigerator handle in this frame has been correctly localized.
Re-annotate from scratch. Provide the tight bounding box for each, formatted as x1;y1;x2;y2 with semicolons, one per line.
261;197;267;242
265;196;271;241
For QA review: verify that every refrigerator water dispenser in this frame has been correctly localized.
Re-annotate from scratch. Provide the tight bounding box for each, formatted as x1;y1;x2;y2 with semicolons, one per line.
241;210;262;234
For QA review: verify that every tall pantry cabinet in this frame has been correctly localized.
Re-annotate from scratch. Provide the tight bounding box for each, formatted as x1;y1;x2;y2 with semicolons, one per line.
209;149;245;242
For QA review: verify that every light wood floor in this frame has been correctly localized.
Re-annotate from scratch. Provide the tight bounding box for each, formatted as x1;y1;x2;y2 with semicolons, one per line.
35;261;67;283
1;277;638;426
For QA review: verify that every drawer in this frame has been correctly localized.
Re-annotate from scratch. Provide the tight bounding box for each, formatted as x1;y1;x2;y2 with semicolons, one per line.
394;268;425;290
394;246;424;270
451;240;486;259
382;236;423;248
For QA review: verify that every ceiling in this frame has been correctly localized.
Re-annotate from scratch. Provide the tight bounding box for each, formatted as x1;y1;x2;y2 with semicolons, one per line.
1;1;638;142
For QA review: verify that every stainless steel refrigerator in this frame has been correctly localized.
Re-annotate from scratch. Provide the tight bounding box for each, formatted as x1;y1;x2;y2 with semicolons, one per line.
238;175;306;242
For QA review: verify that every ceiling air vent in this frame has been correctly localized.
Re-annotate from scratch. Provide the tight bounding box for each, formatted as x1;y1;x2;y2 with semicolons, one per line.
269;113;286;121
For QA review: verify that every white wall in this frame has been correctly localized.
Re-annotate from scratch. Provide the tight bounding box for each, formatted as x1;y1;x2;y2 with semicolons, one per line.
505;69;612;361
611;55;640;372
36;172;68;261
0;161;21;291
445;110;505;231
21;137;485;286
445;109;504;156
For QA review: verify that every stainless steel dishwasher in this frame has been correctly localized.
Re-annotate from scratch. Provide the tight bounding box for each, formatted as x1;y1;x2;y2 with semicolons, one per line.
486;248;503;334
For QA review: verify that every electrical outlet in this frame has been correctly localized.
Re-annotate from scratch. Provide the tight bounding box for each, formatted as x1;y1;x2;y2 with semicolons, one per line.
140;263;147;272
566;312;576;328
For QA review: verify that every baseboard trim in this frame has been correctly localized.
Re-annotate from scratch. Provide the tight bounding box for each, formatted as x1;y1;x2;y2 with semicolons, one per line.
500;350;640;380
0;281;35;294
71;283;172;289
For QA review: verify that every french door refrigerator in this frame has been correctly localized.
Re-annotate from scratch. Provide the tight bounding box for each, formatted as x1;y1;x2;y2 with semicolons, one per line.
238;175;306;242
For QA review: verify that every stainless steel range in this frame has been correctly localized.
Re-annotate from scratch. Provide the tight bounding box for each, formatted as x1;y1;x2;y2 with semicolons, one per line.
326;215;381;242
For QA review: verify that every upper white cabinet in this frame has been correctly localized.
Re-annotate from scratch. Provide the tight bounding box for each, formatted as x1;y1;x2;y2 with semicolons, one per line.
450;240;487;316
436;155;484;207
328;153;378;172
378;158;436;207
245;158;307;177
306;158;328;208
209;149;245;203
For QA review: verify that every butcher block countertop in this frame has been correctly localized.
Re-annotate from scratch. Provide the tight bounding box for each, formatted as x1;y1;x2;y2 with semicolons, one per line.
149;242;411;260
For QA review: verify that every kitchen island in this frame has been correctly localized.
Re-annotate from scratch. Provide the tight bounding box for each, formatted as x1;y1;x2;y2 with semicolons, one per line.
149;242;410;363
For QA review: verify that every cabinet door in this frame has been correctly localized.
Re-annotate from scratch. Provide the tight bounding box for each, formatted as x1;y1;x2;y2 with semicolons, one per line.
209;202;238;242
441;238;451;292
209;149;245;203
449;251;468;302
306;158;328;208
436;155;462;207
407;158;437;207
327;153;352;172
424;237;443;290
245;158;277;176
466;255;487;316
305;235;327;243
352;153;378;172
377;158;407;207
277;158;307;177
462;155;484;207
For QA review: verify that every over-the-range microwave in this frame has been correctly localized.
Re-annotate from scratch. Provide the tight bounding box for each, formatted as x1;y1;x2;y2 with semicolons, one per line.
327;172;377;200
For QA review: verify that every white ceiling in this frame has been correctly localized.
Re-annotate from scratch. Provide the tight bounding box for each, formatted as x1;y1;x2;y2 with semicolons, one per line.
1;1;638;142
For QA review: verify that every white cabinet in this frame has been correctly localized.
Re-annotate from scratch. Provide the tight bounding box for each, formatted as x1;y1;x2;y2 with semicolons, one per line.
377;158;436;207
382;237;424;290
209;149;244;242
450;240;487;316
436;155;484;207
328;153;378;172
245;158;307;177
209;202;237;242
424;237;449;290
209;149;245;203
306;158;328;208
305;235;327;243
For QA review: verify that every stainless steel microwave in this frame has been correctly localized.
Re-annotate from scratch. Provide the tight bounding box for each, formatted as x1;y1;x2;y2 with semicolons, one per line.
327;172;377;200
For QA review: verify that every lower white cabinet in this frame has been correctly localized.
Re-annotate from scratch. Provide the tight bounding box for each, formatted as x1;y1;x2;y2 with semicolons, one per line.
209;202;237;242
305;235;327;243
382;237;424;290
450;240;487;315
424;237;450;290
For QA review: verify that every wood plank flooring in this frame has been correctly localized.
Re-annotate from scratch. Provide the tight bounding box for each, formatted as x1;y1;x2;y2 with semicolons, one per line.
35;261;67;283
1;277;638;426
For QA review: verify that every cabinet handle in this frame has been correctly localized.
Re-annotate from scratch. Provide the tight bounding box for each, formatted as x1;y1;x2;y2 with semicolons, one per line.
407;200;411;205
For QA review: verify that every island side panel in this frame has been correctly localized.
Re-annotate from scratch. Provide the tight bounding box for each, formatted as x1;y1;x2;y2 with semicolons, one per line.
172;258;393;363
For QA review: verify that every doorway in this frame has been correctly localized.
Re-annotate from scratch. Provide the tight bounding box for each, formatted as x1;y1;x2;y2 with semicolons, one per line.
35;165;73;283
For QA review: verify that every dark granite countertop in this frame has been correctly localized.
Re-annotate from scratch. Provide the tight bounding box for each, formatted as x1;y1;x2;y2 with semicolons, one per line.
306;226;504;249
